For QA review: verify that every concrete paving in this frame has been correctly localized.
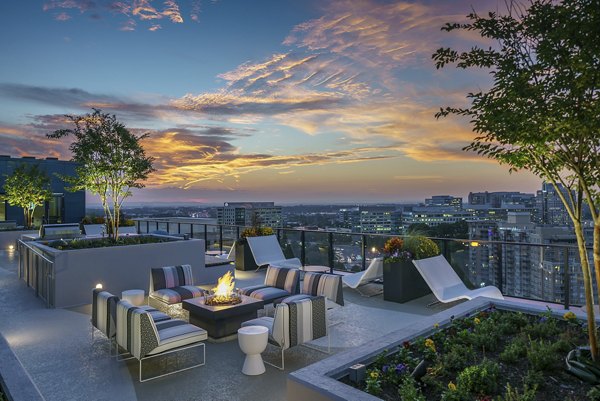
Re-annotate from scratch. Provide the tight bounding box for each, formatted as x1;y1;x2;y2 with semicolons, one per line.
0;250;455;401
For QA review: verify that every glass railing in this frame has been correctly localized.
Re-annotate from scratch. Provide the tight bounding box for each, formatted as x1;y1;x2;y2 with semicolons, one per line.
135;219;592;309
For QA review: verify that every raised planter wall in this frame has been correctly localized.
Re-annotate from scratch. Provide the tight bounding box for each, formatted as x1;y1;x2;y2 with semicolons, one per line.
0;230;37;250
26;238;232;308
287;298;586;401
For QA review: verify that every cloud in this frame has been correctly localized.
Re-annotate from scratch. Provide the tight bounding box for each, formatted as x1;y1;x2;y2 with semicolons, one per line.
44;0;194;30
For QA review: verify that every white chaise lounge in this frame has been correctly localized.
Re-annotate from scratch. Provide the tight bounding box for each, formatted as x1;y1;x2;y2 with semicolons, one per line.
412;255;504;304
341;258;383;297
246;235;302;270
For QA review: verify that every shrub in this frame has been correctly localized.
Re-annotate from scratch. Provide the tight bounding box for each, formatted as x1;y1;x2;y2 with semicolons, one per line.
404;235;440;259
527;339;556;371
456;360;499;396
442;343;475;371
397;376;426;401
497;383;537;401
500;337;528;364
587;386;600;401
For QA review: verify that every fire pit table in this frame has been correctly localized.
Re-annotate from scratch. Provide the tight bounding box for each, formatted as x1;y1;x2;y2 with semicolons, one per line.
182;295;264;341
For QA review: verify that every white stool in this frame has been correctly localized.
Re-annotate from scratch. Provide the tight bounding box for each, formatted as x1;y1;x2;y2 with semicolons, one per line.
122;289;145;306
238;325;268;375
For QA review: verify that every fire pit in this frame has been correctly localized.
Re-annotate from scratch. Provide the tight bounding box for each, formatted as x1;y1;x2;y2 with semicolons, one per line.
204;271;242;306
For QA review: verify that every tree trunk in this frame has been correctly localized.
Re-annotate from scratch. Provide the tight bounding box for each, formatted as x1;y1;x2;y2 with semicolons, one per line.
594;221;600;312
575;223;598;361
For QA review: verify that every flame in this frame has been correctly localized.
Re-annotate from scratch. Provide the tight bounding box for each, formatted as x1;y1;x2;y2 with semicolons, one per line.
212;271;235;297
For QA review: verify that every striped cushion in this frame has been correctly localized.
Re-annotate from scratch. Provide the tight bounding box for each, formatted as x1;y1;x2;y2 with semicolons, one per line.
240;285;291;303
264;266;300;294
91;289;119;339
150;265;194;292
244;296;326;350
149;286;204;304
117;306;207;359
116;300;170;356
302;272;344;306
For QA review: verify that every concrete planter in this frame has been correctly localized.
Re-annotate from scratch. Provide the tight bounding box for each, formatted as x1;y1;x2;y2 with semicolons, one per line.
25;237;232;308
0;230;38;250
235;241;258;271
383;260;431;303
287;298;587;401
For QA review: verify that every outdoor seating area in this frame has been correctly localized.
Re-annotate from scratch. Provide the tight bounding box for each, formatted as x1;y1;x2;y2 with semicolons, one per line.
0;240;577;401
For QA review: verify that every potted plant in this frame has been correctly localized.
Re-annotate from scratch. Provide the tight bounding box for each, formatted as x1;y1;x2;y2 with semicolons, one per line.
234;218;274;271
382;236;439;303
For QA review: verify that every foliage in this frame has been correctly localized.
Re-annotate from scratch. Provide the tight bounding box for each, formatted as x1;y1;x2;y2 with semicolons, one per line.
404;235;440;260
456;359;500;396
383;237;413;263
348;308;591;400
3;164;52;229
397;376;425;401
48;109;154;240
496;383;538;401
240;211;274;240
587;386;600;401
47;235;170;250
433;0;600;361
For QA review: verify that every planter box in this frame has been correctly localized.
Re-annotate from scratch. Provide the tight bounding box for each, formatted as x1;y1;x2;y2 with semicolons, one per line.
0;230;38;250
383;260;431;303
23;237;232;308
235;241;258;271
287;298;590;401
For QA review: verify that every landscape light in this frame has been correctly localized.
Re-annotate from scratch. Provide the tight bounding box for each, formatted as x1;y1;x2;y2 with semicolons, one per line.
95;283;103;289
8;245;14;251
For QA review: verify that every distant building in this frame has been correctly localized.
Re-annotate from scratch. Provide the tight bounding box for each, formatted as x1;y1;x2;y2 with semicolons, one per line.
0;155;85;226
337;207;360;231
402;206;472;229
217;202;282;228
468;191;535;208
535;182;571;226
425;195;463;210
358;206;401;234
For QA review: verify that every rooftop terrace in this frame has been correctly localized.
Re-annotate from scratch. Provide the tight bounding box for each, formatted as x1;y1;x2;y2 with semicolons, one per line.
0;250;574;401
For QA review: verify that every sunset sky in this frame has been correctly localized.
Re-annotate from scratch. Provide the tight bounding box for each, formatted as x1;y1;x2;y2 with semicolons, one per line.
0;0;542;205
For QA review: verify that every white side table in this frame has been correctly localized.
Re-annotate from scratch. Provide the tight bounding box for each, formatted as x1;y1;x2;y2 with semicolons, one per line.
122;289;145;306
238;325;269;375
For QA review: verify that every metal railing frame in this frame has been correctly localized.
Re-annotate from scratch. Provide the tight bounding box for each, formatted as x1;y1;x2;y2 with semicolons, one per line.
133;219;592;309
18;240;55;308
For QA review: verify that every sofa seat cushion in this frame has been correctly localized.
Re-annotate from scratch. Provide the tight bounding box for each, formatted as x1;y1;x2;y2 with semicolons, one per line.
240;285;291;303
279;294;312;304
150;286;204;304
147;319;208;356
138;305;171;322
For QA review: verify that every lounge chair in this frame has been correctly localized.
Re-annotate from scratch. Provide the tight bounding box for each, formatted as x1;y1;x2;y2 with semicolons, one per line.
412;255;504;304
246;235;302;270
84;224;105;237
341;258;383;297
242;295;327;370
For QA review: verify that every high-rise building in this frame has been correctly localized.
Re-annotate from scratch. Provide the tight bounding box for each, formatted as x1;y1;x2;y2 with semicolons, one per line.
468;191;535;208
217;202;282;228
337;207;360;231
535;182;572;226
0;155;85;226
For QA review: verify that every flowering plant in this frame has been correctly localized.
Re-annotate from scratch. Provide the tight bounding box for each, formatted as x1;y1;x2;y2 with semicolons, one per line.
383;237;413;263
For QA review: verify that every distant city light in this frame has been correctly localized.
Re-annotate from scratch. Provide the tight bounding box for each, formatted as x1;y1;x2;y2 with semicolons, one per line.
470;241;479;247
371;247;377;253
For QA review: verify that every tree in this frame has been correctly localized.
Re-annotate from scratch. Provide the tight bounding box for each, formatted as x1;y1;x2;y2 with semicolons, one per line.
433;0;600;358
48;109;155;240
3;164;52;229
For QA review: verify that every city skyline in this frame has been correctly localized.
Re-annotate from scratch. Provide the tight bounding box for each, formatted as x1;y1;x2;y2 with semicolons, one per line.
0;0;542;204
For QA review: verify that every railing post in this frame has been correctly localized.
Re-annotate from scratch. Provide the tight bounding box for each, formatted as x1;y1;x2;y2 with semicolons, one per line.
496;242;503;294
328;232;334;273
236;226;240;240
361;234;366;271
178;222;181;234
166;222;170;234
204;225;209;251
146;220;149;233
300;230;306;266
564;247;570;310
190;223;194;238
219;225;223;254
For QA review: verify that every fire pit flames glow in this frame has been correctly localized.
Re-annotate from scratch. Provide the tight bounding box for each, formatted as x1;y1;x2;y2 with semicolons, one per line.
205;271;242;306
